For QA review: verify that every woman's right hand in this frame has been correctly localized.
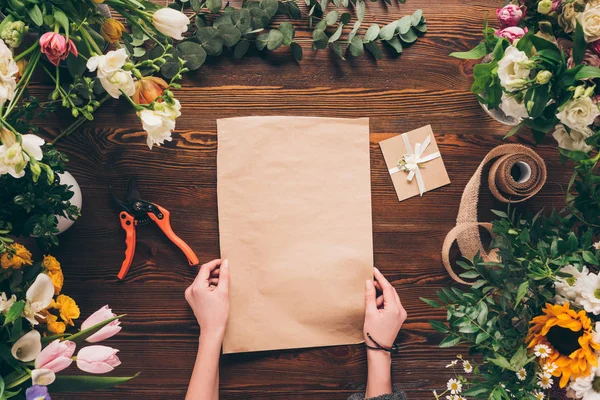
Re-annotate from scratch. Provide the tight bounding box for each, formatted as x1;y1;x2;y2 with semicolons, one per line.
363;267;407;349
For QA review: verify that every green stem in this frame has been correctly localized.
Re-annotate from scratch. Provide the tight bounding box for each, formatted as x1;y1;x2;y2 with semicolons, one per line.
51;94;112;144
80;26;103;55
3;50;41;119
14;41;39;63
5;372;30;389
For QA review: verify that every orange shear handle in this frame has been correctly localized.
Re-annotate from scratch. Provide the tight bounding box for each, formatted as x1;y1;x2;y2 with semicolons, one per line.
117;212;136;280
148;204;199;266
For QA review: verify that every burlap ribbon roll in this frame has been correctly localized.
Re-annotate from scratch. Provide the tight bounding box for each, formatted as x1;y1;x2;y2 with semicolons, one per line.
442;144;547;284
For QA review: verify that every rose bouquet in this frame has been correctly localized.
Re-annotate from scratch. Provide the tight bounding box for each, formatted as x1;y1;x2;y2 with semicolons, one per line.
424;207;600;399
0;242;137;398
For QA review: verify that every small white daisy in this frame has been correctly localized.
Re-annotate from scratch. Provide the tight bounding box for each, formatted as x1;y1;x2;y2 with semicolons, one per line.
532;391;544;400
446;360;458;368
534;344;552;359
594;241;600;250
516;368;527;381
542;362;558;374
537;372;553;389
445;396;458;400
447;378;462;394
463;360;473;373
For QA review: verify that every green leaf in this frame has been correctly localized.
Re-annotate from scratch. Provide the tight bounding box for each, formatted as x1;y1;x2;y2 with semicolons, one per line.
0;374;4;399
256;32;269;50
364;24;380;42
385;37;402;53
27;4;43;26
191;0;202;12
267;29;284;50
420;297;440;308
260;0;279;18
330;41;345;59
365;40;382;59
399;28;417;44
475;332;490;344
290;41;303;61
347;21;361;43
411;9;423;26
397;15;412;35
428;320;449;333
525;84;550;119
348;36;364;57
515;281;529;305
234;40;250;59
66;315;124;345
206;0;222;12
312;30;328;50
379;21;398;41
196;27;224;56
450;41;487;60
67;53;86;78
177;42;207;70
568;232;579;252
328;24;344;43
574;20;586;66
574;65;600;80
53;8;70;39
491;209;508;218
340;12;352;24
488;355;513;371
356;0;365;21
439;336;460;348
583;251;600;265
50;373;140;392
325;10;339;25
3;301;24;326
217;24;242;48
278;22;294;46
463;385;489;397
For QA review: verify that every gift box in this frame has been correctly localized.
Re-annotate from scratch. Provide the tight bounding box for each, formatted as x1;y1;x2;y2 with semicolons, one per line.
379;125;450;202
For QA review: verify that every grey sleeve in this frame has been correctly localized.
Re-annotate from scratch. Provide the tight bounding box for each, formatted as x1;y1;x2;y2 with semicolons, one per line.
347;390;407;400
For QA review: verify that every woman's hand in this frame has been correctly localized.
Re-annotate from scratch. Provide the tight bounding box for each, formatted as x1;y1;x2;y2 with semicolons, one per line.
363;267;407;399
185;259;230;340
363;267;407;348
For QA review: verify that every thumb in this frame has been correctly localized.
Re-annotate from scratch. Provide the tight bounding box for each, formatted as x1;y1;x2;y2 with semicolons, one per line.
218;259;230;293
365;279;377;314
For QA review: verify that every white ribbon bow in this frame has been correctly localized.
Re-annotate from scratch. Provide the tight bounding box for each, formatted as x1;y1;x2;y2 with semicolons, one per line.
388;133;441;196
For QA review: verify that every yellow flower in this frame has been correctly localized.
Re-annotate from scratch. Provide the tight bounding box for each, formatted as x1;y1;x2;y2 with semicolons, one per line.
92;0;105;3
527;302;600;387
42;255;61;272
1;243;33;269
47;269;64;295
101;18;124;43
45;313;66;335
55;294;80;326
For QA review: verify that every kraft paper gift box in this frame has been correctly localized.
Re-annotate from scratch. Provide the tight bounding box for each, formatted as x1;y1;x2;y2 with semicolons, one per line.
379;125;450;202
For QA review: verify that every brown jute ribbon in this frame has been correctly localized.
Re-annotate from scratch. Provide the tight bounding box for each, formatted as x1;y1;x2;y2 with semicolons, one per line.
442;144;547;285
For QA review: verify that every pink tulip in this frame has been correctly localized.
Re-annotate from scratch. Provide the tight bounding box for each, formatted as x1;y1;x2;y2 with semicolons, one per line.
496;4;525;28
39;32;78;66
35;339;75;373
495;26;528;43
81;305;121;343
76;345;121;374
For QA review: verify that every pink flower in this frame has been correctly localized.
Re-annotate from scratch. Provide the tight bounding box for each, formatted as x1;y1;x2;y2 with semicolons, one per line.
495;26;528;43
591;40;600;56
34;339;75;373
39;32;78;66
552;0;562;12
76;345;121;374
81;305;121;343
496;4;525;27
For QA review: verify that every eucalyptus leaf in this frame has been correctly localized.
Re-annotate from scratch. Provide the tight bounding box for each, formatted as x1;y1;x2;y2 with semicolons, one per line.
365;40;382;59
250;7;270;29
217;24;242;47
260;0;279;18
364;24;380;42
330;41;345;59
290;41;303;61
278;22;294;46
256;32;269;50
397;15;412;35
328;24;344;43
340;13;352;24
348;35;364;56
325;10;339;25
312;29;328;49
234;40;250;59
177;42;207;70
400;28;417;44
196;27;224;56
356;0;365;21
206;0;222;12
379;21;398;41
411;9;423;26
348;20;361;43
267;29;284;50
385;37;402;53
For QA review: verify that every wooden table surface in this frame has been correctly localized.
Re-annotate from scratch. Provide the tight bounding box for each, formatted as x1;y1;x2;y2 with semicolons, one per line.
36;0;573;398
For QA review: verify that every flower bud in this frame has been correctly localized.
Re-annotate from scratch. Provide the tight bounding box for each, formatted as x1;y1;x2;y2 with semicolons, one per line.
517;59;537;69
101;18;124;44
574;85;586;98
29;160;41;180
72;108;79;118
585;85;596;98
538;20;554;34
123;62;135;71
537;0;553;14
0;21;28;48
535;70;552;85
51;90;60;101
132;76;168;105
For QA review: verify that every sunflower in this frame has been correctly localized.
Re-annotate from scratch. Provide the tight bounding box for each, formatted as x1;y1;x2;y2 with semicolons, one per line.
527;302;600;388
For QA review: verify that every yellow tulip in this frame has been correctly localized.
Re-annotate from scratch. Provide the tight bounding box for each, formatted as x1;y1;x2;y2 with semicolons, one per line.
101;18;125;44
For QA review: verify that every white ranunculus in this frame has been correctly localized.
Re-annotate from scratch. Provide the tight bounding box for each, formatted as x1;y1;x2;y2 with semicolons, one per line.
11;330;42;362
578;4;600;43
31;369;56;386
554;264;589;303
497;46;532;92
99;69;136;99
86;48;128;78
568;362;600;400
0;38;18;108
552;124;594;153
500;93;529;120
23;274;55;325
556;96;600;133
577;272;600;314
138;99;181;149
0;292;16;314
152;8;189;40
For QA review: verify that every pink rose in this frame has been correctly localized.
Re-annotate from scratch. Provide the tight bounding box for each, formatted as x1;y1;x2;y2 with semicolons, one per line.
39;32;78;66
495;26;528;43
34;339;76;373
76;345;121;374
81;305;122;343
496;4;525;27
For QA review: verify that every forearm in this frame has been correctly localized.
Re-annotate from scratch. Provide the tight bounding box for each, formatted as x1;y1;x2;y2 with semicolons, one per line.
365;351;392;398
185;332;223;400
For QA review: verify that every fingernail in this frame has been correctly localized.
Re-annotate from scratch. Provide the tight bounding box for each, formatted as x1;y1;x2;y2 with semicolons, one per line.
374;267;380;273
366;279;372;288
223;259;229;269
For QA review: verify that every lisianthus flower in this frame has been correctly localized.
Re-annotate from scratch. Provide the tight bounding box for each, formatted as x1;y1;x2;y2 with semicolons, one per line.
39;32;78;66
528;302;600;387
577;4;600;43
552;124;594;153
556;96;600;134
54;294;80;326
495;26;527;44
500;92;528;120
497;46;532;91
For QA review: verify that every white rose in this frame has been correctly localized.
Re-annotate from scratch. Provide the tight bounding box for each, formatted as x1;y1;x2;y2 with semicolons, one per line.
86;48;128;78
497;46;532;92
0;38;18;108
99;69;136;99
152;8;189;40
577;4;600;43
552;124;594;153
556;96;600;132
138;99;181;149
500;93;529;120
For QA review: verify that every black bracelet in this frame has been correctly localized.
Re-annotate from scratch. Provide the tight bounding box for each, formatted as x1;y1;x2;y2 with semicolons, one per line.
365;333;400;354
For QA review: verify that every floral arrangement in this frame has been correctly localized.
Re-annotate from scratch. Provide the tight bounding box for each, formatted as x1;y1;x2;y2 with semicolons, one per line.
423;206;600;399
0;242;136;398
